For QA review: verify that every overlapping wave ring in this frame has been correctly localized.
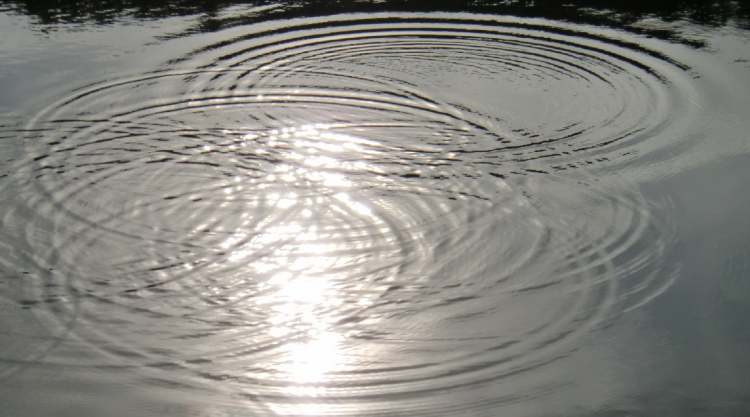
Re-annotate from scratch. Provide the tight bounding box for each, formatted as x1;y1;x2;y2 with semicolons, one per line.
1;14;688;415
173;14;697;174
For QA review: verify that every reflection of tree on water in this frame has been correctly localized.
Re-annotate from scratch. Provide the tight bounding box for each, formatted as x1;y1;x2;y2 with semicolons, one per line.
0;0;235;23
2;0;749;32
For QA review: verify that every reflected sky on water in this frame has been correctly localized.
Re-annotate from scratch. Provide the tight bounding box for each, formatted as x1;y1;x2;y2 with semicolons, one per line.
1;1;750;416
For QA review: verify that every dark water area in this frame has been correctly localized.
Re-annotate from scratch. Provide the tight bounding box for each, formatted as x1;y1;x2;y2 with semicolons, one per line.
1;1;749;416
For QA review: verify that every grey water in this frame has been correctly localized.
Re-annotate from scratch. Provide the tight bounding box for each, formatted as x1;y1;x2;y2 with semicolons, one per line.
1;1;749;416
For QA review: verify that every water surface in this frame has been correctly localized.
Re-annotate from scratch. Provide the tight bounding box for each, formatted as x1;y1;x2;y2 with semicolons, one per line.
1;1;750;416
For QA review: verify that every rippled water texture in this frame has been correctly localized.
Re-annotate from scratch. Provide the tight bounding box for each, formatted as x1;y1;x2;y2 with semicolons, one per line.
1;11;737;416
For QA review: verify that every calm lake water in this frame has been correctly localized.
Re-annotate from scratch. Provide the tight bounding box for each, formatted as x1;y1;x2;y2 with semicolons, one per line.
1;1;749;416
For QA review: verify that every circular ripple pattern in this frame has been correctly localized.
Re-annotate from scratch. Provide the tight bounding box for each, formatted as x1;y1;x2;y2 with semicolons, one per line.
2;14;690;416
174;15;697;174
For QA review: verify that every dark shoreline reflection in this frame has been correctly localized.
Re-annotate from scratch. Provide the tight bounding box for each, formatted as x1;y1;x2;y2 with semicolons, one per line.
2;0;750;45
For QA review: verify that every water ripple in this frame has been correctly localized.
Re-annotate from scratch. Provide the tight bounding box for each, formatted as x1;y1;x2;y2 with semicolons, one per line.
0;13;692;415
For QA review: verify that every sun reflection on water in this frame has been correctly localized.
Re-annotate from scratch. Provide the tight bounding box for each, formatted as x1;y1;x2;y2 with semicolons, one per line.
225;123;391;410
